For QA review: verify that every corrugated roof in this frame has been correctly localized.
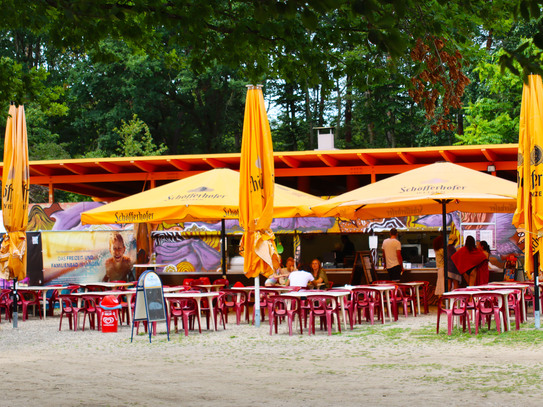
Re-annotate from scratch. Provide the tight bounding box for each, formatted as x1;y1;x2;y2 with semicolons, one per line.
11;144;517;201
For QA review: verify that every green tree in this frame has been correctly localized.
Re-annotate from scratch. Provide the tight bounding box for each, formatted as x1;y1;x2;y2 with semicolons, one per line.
113;114;167;157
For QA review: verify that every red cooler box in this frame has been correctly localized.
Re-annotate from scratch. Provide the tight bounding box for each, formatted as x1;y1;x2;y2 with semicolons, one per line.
99;295;122;333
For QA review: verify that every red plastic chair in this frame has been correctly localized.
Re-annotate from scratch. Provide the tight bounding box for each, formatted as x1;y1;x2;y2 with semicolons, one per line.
206;292;227;330
473;293;502;334
351;288;384;326
219;289;247;325
45;284;64;316
436;293;472;335
58;295;84;331
396;283;417;317
268;295;303;336
182;278;195;287
411;281;430;314
20;291;43;321
307;295;342;336
168;298;201;336
213;278;229;288
505;289;523;330
233;281;245;287
0;289;13;322
199;277;211;285
80;296;100;331
252;290;278;324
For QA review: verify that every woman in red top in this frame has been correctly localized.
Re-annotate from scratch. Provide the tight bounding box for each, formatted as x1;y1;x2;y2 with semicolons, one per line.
475;240;491;285
451;236;487;286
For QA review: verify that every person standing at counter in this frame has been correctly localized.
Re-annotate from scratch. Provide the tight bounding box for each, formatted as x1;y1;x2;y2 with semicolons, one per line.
475;240;491;285
451;236;487;286
433;236;445;297
447;235;462;290
382;228;403;281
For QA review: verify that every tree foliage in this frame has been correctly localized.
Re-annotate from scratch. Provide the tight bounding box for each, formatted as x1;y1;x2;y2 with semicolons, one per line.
0;0;539;165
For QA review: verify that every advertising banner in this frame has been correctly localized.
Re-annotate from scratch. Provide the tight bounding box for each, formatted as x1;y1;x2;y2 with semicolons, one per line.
42;230;135;285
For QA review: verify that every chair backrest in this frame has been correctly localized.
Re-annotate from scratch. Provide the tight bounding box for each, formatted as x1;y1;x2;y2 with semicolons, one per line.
308;295;339;312
220;289;247;303
438;294;470;313
327;281;334;289
233;281;245;287
473;293;501;310
213;278;229;288
352;288;380;303
182;278;195;286
190;278;204;286
268;295;300;313
200;277;211;285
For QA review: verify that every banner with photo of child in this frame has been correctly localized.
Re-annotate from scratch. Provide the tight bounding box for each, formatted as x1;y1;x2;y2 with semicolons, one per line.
42;230;136;285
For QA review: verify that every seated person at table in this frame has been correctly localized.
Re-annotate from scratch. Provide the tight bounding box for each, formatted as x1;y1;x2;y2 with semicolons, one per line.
286;268;314;288
265;257;296;286
103;232;133;282
307;258;329;289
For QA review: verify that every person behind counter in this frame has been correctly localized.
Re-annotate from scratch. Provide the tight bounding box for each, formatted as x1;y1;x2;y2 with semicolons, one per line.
307;258;329;289
382;228;403;281
451;236;487;286
447;235;462;290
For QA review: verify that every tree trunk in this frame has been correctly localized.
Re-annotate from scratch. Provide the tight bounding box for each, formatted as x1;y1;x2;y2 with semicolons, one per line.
345;76;353;144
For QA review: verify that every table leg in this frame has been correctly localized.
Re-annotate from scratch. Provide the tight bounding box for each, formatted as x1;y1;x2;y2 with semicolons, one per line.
209;296;216;331
415;286;421;316
340;295;347;331
384;290;393;323
42;291;48;320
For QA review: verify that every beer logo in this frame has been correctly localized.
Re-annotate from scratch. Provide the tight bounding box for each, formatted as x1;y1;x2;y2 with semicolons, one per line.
531;145;543;166
188;186;213;192
518;152;524;166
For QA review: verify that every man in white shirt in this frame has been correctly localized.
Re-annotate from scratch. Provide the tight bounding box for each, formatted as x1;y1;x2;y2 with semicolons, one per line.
382;228;403;281
286;269;314;288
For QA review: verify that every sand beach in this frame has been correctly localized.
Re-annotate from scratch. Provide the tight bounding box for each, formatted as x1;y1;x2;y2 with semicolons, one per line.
0;310;542;407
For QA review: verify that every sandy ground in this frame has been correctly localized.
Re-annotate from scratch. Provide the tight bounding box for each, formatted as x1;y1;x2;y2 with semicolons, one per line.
1;308;542;407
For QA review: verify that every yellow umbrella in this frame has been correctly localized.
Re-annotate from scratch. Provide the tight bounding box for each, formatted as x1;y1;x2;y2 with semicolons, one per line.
239;85;279;280
312;162;517;219
512;74;543;327
239;85;278;327
312;161;517;291
0;105;30;282
81;168;323;225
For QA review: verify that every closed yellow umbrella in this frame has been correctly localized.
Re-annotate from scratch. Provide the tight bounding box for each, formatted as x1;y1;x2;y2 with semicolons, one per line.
239;85;279;280
239;85;278;327
512;74;543;327
0;105;30;282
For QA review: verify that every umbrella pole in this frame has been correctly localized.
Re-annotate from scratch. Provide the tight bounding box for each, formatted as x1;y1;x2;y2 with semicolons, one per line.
441;202;448;293
254;275;260;327
12;278;18;328
221;220;227;278
534;251;540;329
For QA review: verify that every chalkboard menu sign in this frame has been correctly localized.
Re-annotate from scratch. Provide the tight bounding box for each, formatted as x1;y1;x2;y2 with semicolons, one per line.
131;270;169;343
